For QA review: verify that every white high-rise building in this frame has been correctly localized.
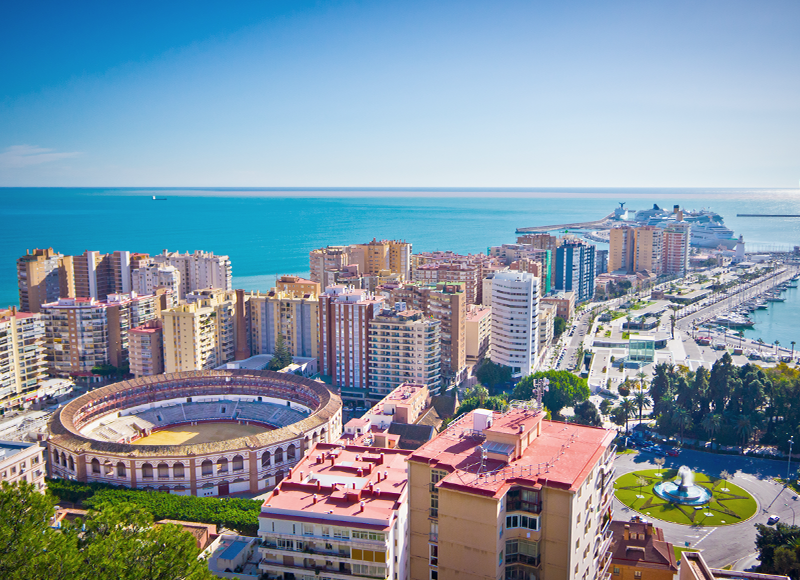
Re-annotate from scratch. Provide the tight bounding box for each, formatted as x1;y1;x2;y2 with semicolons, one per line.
153;250;232;298
490;271;539;376
131;263;181;298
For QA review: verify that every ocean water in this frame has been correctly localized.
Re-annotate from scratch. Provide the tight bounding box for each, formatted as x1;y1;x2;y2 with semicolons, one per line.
2;187;800;343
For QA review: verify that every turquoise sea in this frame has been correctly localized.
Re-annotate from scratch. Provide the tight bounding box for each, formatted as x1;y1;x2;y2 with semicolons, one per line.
2;187;800;344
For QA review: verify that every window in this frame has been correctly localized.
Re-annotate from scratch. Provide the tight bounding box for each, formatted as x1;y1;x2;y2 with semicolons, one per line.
430;522;439;542
505;514;539;531
277;538;293;549
116;462;126;477
430;544;438;567
613;567;620;575
634;573;642;579
304;524;314;536
430;495;439;518
201;460;213;476
499;550;504;566
322;526;331;537
430;571;438;580
333;528;348;539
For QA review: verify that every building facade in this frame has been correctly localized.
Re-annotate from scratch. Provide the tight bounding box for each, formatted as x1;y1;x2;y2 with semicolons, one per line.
408;408;616;580
662;222;691;277
0;308;46;404
0;440;47;492
555;239;596;303
368;306;441;399
153;249;232;298
247;276;320;359
131;262;182;298
609;227;636;274
490;271;539;377
258;443;412;580
129;319;164;377
633;226;663;275
319;286;386;404
465;304;491;365
17;248;74;313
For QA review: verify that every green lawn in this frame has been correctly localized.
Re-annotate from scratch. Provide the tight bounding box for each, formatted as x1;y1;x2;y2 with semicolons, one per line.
616;448;638;455
614;469;758;526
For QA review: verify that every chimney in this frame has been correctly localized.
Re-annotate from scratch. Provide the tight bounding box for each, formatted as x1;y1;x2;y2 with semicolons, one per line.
383;470;388;480
313;494;318;504
379;453;385;465
360;501;365;513
375;487;381;497
623;524;630;541
274;486;280;496
316;481;321;491
300;471;304;480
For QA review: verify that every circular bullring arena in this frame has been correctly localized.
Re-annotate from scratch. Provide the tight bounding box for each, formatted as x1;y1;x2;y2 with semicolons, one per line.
47;370;342;496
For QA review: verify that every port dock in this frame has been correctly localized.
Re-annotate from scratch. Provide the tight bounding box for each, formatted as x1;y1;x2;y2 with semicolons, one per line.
516;213;615;234
736;214;800;218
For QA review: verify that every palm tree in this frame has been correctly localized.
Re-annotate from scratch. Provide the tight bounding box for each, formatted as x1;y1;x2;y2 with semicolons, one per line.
633;391;651;425
701;413;722;450
775;340;780;355
735;415;753;449
738;331;745;349
670;313;677;339
471;385;489;406
673;407;691;445
636;371;648;392
620;399;637;435
757;338;764;353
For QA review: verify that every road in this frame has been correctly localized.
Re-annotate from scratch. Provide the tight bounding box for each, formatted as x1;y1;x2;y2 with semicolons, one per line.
615;448;800;570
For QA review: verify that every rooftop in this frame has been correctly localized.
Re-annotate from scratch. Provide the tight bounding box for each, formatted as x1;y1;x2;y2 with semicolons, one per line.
408;409;614;496
609;519;677;572
260;442;412;529
0;440;39;463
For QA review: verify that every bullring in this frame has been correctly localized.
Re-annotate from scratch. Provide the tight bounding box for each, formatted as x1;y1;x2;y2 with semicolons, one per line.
47;369;342;496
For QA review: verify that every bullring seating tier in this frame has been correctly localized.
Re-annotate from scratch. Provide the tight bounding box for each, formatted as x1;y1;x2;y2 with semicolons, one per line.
86;401;308;442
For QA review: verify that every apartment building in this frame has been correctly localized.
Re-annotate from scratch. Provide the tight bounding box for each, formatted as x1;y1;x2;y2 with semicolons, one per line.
634;226;663;275
540;292;575;322
0;440;47;492
555;239;596;303
490;271;539;377
153;249;232;298
17;248;74;313
465;304;491;365
609;517;677;580
247;276;321;359
368;306;441;399
319;286;386;404
163;289;237;372
131;262;182;297
516;234;560;283
258;443;412;580
72;250;132;298
129;319;164;377
387;282;467;387
538;302;556;352
663;222;691;277
310;240;413;288
490;245;552;294
0;308;46;404
413;263;480;305
408;408;616;580
609;227;636;274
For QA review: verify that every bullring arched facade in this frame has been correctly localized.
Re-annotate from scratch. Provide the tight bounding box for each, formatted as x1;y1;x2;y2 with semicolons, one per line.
47;370;342;496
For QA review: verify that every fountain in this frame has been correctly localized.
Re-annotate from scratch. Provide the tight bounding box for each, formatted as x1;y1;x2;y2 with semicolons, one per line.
653;465;712;506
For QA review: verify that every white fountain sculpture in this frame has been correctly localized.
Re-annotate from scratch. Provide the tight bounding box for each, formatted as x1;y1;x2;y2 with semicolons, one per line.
653;465;712;506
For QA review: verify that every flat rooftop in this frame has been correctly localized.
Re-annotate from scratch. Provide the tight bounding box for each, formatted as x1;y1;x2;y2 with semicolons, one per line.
260;443;412;529
408;410;614;496
0;440;38;463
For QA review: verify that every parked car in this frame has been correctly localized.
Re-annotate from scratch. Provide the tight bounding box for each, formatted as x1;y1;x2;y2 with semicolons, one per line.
667;449;680;457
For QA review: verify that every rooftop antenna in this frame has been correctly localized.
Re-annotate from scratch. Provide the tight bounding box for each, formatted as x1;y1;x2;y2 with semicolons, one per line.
533;378;550;409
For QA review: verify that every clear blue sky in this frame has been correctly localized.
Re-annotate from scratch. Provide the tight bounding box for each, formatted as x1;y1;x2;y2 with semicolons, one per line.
1;0;798;188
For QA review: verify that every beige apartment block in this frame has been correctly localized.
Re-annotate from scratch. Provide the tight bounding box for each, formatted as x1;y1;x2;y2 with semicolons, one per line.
247;276;320;359
408;408;616;580
538;302;556;351
42;293;160;379
163;289;237;372
319;286;386;404
72;250;132;299
0;440;47;492
368;306;441;398
516;234;560;283
633;225;664;275
129;319;164;377
465;304;491;364
663;222;691;276
17;248;74;313
310;240;412;288
388;282;467;386
153;249;232;298
609;227;636;274
0;308;46;404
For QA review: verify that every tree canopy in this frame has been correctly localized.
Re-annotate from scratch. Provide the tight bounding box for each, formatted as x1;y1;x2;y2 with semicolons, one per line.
0;481;214;580
268;333;293;371
756;522;800;579
553;316;567;340
474;359;513;393
512;370;590;417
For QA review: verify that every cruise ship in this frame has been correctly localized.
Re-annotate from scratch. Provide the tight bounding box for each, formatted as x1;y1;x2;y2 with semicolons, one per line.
631;204;737;249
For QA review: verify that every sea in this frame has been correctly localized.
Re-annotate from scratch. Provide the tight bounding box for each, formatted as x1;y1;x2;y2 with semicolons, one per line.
2;187;800;345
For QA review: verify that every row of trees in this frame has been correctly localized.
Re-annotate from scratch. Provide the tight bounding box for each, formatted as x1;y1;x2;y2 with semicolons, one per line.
48;478;261;536
455;370;600;426
644;354;800;450
0;481;214;580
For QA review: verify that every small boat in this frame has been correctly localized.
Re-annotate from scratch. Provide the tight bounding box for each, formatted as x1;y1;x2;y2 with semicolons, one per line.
765;295;785;302
152;195;167;201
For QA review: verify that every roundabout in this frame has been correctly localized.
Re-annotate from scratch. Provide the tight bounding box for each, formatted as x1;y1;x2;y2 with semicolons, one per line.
614;467;758;526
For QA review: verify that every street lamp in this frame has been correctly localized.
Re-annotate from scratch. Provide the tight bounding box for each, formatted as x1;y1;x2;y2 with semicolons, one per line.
789;437;795;482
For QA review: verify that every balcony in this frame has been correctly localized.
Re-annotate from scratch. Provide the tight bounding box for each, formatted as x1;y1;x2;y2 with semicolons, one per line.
507;499;542;514
505;554;541;567
429;508;438;518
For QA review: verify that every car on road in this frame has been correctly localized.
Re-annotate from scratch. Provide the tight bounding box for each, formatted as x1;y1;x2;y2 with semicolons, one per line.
667;449;680;457
767;515;781;525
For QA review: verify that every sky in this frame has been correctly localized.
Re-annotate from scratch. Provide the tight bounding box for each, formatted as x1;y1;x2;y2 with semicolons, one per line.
1;0;799;188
